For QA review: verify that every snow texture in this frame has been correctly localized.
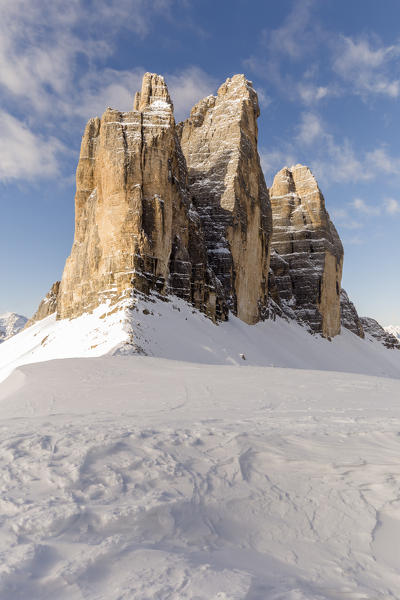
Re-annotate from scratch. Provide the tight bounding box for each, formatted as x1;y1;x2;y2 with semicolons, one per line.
0;298;400;598
1;355;400;598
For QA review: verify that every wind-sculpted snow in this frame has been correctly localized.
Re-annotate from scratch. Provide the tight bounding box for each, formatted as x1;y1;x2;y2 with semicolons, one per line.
1;357;400;598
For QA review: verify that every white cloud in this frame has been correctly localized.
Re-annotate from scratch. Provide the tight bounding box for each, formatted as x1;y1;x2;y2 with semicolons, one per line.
0;1;218;180
296;112;324;145
365;147;400;175
267;0;316;60
244;0;330;106
311;138;370;184
0;110;63;181
333;36;400;98
351;198;380;216
297;83;335;105
384;198;400;215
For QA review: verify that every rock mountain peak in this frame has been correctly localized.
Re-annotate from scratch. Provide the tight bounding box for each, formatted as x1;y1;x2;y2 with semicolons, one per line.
27;71;390;347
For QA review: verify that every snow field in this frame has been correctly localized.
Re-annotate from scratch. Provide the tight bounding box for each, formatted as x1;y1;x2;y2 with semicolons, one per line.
1;357;400;598
0;295;399;597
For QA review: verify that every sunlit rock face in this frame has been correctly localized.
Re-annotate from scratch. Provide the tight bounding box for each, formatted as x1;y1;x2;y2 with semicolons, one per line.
57;73;226;322
340;289;364;338
269;164;343;338
178;75;272;325
30;73;350;343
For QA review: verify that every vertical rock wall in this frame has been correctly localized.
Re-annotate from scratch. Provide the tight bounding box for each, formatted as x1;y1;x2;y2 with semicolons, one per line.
178;75;272;324
57;74;225;321
269;165;343;338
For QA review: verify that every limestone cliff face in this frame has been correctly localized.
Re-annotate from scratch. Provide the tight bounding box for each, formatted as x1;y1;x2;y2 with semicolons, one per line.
32;72;352;343
340;289;364;338
26;281;60;327
178;75;272;324
269;165;343;338
57;73;225;321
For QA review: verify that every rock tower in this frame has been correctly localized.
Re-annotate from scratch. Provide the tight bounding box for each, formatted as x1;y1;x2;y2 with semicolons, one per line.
269;165;343;338
178;75;272;324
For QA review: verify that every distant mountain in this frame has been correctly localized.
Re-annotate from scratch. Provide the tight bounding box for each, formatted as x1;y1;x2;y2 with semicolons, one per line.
0;312;27;343
385;325;400;341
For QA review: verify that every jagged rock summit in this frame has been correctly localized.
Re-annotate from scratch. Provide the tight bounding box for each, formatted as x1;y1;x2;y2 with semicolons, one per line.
178;74;271;324
25;71;395;351
56;72;272;325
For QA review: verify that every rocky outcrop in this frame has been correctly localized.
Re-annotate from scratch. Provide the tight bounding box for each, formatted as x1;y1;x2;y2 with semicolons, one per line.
340;289;364;338
26;281;60;326
57;73;226;322
269;165;343;338
0;312;27;342
361;317;400;349
178;75;272;324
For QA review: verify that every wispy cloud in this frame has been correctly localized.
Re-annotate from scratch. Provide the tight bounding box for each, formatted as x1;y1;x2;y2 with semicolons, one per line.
0;110;64;180
244;0;332;105
296;112;324;145
0;0;215;180
245;4;400;106
265;0;317;61
351;198;380;216
333;35;400;98
262;109;400;187
297;82;337;105
347;197;400;218
384;198;400;215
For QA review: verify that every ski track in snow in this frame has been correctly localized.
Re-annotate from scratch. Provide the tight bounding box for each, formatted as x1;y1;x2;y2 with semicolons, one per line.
1;357;400;599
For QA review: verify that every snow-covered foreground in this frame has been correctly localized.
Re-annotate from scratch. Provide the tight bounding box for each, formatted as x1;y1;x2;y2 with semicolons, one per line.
1;356;400;599
0;295;399;384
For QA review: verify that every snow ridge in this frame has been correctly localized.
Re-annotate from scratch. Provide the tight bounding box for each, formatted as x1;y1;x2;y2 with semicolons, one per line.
0;295;399;384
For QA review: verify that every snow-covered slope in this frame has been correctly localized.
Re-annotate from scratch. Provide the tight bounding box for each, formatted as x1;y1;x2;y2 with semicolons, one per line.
385;324;400;340
0;312;27;342
1;356;400;598
0;295;399;383
1;296;400;597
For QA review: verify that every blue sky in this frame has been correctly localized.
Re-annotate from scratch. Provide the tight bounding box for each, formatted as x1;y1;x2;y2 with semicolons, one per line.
1;0;399;324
